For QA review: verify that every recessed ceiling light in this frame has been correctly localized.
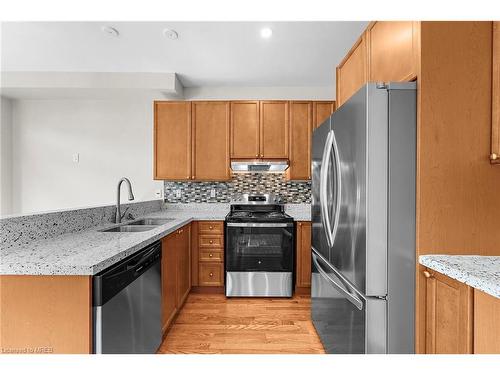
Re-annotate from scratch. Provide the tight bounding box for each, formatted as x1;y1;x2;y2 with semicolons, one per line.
260;27;273;39
101;26;119;37
163;28;179;40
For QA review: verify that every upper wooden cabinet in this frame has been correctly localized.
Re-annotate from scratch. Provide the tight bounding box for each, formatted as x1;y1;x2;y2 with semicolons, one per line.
192;101;231;181
154;101;192;180
260;101;289;159
491;21;500;164
336;33;368;107
230;101;260;159
313;101;335;129
287;101;312;180
368;21;418;82
424;269;473;354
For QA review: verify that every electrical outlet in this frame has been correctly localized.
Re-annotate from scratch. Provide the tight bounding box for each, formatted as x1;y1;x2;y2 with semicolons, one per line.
175;189;181;198
210;188;216;198
72;153;79;163
155;189;163;198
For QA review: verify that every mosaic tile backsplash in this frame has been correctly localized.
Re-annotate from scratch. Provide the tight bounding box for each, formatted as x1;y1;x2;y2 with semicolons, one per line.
164;173;311;203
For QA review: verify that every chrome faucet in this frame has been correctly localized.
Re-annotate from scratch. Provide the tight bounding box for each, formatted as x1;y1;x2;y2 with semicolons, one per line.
115;177;135;223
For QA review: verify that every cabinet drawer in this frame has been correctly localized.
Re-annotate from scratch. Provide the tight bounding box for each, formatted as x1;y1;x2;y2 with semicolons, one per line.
199;221;224;234
199;249;224;262
199;263;224;286
199;235;223;248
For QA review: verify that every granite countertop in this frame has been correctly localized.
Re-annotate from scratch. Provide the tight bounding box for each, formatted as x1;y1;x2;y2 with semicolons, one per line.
0;204;310;276
419;255;500;299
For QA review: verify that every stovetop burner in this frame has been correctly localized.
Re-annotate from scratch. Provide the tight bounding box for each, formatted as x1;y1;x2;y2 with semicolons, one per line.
226;203;293;223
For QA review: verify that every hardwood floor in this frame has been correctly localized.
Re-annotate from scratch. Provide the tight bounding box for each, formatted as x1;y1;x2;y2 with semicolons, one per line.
157;293;325;354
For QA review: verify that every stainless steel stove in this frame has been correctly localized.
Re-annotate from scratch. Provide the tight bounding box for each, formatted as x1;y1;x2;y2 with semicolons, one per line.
225;194;295;297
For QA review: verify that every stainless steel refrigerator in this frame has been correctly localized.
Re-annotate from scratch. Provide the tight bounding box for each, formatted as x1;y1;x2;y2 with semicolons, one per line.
311;82;416;354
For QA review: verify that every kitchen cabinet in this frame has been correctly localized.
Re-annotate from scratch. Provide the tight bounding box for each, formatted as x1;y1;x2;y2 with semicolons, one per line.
230;101;260;158
474;290;500;353
368;21;418;82
161;223;191;334
423;269;473;353
176;225;191;307
287;102;313;180
491;21;500;164
196;220;225;287
0;275;92;354
260;101;289;159
295;221;312;288
313;101;335;129
154;101;192;180
336;33;368;107
192;101;231;181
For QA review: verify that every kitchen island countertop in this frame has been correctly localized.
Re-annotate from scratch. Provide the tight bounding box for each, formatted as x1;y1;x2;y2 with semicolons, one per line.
419;255;500;299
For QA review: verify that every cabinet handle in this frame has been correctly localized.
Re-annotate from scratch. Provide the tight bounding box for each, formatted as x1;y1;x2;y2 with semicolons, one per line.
209;253;213;257
491;153;498;161
209;272;214;277
423;270;433;279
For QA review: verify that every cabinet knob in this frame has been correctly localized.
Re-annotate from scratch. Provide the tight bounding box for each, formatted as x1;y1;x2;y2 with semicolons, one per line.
491;153;498;161
209;253;213;257
209;226;213;230
255;154;258;157
299;223;302;226
209;240;213;244
209;272;214;277
423;270;433;279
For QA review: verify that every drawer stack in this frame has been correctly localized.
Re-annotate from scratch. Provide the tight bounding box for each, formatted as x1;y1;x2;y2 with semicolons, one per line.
198;221;224;286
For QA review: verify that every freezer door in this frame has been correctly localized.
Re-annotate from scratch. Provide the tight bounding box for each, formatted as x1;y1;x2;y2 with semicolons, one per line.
311;249;387;354
311;118;334;261
327;84;389;296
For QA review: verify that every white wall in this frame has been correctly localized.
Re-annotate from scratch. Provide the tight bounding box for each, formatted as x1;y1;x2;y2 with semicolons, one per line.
11;98;163;215
184;86;335;100
0;97;13;215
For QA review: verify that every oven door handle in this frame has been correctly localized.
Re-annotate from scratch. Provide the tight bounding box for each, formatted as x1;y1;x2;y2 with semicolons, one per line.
226;223;294;228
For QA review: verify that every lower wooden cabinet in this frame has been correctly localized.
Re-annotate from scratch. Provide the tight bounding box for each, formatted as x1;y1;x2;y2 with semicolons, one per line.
296;221;311;288
161;223;191;334
474;290;500;353
196;220;225;287
424;269;473;353
199;263;224;286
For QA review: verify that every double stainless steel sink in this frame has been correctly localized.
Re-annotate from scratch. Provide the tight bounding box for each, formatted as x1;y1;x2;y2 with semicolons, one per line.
99;218;175;233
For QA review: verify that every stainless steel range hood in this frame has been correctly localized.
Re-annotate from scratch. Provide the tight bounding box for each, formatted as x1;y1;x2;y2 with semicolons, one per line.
230;160;289;172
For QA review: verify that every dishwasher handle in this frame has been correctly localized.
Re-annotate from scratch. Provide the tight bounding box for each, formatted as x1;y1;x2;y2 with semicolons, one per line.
93;241;161;306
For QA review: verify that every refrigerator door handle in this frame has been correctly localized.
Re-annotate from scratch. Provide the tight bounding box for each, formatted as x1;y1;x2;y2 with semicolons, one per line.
320;130;335;248
312;252;364;310
330;130;342;246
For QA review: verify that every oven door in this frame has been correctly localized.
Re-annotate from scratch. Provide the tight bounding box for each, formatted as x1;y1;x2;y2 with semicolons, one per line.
225;222;294;272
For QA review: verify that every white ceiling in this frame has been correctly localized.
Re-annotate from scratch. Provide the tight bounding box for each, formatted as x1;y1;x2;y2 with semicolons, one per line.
1;22;367;88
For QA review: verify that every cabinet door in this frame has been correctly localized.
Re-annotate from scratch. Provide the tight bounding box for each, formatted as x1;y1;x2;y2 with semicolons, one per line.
474;290;500;353
424;269;473;353
192;101;230;180
260;101;289;158
368;21;417;82
336;34;368;107
492;21;500;163
176;225;191;308
161;233;178;333
287;101;312;180
154;101;191;180
296;222;312;288
231;101;260;159
313;101;335;129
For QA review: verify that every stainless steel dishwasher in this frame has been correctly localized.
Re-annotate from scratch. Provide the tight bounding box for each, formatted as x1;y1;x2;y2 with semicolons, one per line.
93;240;162;354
